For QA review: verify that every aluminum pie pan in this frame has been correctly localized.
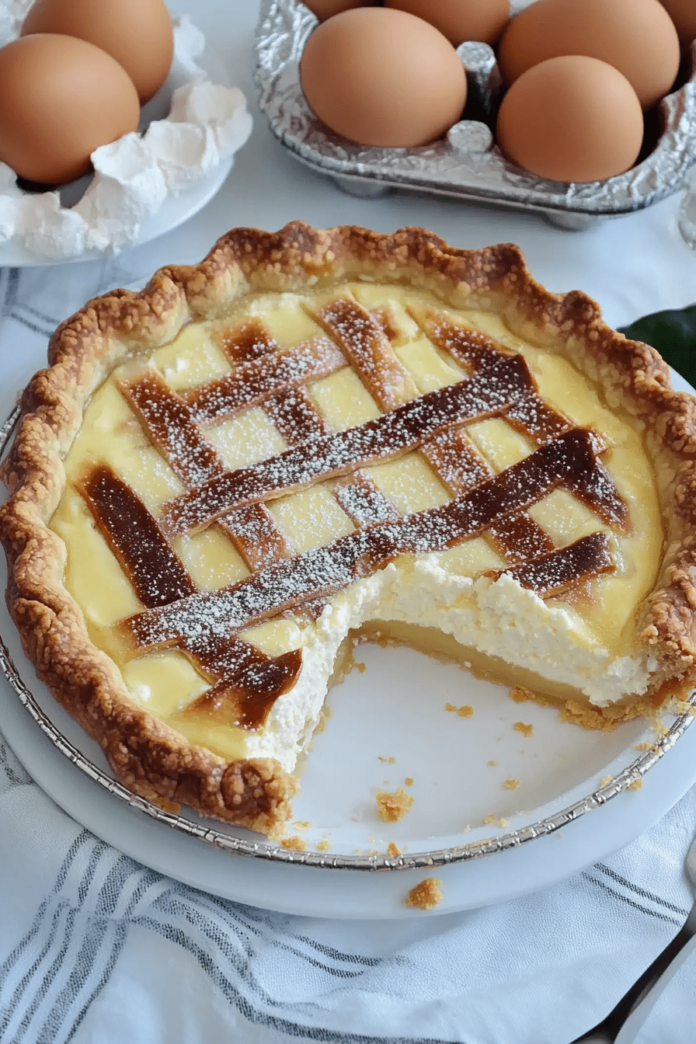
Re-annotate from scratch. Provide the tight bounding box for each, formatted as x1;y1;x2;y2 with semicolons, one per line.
254;0;696;228
1;405;695;872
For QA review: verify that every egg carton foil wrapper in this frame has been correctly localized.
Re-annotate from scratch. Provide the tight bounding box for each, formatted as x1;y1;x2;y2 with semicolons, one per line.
254;0;696;229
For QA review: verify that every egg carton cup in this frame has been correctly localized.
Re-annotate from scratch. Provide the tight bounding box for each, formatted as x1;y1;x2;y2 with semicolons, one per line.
254;0;696;229
0;3;253;260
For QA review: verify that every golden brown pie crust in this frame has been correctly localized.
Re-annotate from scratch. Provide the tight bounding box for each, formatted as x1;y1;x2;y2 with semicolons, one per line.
2;221;696;837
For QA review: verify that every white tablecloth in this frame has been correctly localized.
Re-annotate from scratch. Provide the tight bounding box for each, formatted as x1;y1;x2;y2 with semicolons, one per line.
2;3;696;1041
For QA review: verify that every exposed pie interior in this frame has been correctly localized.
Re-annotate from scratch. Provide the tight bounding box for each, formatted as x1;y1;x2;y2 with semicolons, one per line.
2;223;695;837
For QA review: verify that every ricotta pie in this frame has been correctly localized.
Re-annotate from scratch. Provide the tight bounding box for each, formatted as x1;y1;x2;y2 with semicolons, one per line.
2;223;696;837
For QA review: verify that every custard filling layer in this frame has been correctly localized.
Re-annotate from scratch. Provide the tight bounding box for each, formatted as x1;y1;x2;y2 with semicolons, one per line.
50;282;663;767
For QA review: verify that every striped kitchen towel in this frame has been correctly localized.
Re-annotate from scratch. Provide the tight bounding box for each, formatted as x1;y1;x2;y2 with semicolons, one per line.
1;731;695;1044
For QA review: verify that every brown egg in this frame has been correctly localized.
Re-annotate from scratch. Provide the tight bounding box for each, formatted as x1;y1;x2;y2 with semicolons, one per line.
384;0;510;46
496;55;644;182
304;0;376;21
498;0;680;110
22;0;173;104
658;0;696;48
300;8;467;147
0;34;140;184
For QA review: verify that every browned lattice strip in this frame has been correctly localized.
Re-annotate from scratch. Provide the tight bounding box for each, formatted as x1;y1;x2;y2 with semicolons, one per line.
78;460;301;729
120;371;227;488
421;425;493;491
177;633;302;730
487;513;555;563
412;307;602;559
409;308;504;371
487;531;614;596
120;369;290;569
214;317;281;365
125;429;624;655
370;306;403;345
217;505;288;572
181;337;346;424
214;313;397;530
262;384;397;528
333;473;401;527
79;463;196;608
310;297;417;411
160;352;538;536
264;386;328;444
282;598;328;623
413;309;571;444
421;426;554;562
214;328;340;555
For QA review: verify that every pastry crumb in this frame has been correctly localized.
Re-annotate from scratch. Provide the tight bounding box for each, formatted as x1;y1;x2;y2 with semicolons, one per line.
404;776;414;786
483;814;509;827
487;760;498;767
600;775;613;787
510;685;534;703
462;824;471;834
378;755;396;763
634;743;652;751
513;721;533;737
292;820;311;830
376;787;415;822
627;778;643;791
387;841;402;858
446;702;474;716
355;661;367;673
316;838;331;852
405;878;443;910
281;836;306;852
503;778;520;790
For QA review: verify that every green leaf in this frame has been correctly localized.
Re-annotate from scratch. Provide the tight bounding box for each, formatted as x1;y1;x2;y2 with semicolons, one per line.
619;304;696;387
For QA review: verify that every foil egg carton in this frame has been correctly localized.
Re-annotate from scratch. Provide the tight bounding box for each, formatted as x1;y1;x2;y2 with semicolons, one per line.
254;0;696;229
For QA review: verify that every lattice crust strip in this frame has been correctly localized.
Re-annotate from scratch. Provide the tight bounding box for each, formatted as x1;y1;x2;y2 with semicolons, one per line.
79;298;629;733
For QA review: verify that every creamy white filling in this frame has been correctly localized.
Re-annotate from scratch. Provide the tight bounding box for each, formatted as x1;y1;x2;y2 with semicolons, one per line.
245;557;655;772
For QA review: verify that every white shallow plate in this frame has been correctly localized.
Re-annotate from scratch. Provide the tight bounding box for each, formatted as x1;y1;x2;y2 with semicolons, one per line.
1;373;695;919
